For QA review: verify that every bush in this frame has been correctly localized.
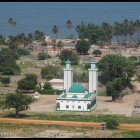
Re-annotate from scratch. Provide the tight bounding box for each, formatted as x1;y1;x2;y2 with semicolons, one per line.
44;74;54;80
2;67;14;75
43;82;52;90
127;56;137;61
105;118;119;129
39;89;55;95
38;53;51;60
16;48;30;56
55;90;63;95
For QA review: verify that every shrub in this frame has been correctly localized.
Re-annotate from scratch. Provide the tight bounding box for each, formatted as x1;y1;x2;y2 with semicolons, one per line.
44;74;54;80
105;118;119;129
55;90;63;95
39;89;55;95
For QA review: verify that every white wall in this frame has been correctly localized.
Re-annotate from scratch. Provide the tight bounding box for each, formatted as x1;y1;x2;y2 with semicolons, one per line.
56;100;91;111
88;69;98;92
63;69;73;91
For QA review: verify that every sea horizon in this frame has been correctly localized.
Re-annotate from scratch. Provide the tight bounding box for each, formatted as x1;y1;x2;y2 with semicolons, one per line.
0;2;140;39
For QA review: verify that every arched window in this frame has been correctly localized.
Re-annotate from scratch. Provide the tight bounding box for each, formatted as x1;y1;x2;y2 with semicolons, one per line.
57;102;60;109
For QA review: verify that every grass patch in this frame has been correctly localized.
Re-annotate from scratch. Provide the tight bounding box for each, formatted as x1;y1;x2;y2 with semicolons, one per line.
18;61;36;69
97;92;107;96
31;113;140;124
111;130;140;138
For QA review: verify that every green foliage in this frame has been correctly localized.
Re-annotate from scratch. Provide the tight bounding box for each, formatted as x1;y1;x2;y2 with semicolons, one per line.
98;54;134;85
73;72;88;82
2;67;14;75
127;56;137;61
92;49;102;57
41;64;62;79
55;90;63;95
34;30;45;42
105;118;119;129
41;41;47;46
84;63;90;69
44;74;54;80
1;76;10;86
38;53;51;60
59;49;79;65
75;40;91;55
98;54;134;101
39;89;55;95
0;48;20;75
106;78;123;101
16;48;30;58
111;130;140;138
76;23;106;45
17;74;37;91
3;92;34;118
43;82;53;90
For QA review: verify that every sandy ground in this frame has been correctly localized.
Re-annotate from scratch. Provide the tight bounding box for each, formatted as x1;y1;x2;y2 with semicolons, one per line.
29;91;140;117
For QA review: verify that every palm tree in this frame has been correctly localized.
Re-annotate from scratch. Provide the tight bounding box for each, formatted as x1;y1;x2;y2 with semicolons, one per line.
8;17;16;36
57;40;64;52
52;39;57;54
52;25;59;39
101;22;112;45
66;19;73;39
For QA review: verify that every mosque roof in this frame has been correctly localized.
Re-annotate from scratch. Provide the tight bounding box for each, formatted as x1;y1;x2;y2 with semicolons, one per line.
68;83;85;93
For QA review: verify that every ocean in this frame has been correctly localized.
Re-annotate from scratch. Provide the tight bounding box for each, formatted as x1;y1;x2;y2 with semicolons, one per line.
0;2;140;39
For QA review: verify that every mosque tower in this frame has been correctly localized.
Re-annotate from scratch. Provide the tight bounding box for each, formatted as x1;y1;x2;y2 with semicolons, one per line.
88;60;98;93
63;59;73;91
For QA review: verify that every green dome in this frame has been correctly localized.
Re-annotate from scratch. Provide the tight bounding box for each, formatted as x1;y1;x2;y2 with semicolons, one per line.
68;83;85;93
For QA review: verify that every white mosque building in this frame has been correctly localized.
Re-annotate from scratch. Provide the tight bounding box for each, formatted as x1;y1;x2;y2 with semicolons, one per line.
56;59;98;112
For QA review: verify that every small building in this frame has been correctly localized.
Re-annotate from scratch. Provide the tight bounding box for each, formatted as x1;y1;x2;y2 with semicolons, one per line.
48;78;64;90
134;100;140;112
56;59;98;112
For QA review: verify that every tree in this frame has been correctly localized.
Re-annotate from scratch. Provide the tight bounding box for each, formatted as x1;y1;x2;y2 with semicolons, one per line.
106;78;123;101
38;53;50;60
98;54;134;85
1;76;10;86
52;39;57;53
57;40;64;52
66;20;73;39
75;40;91;55
3;92;34;118
34;30;45;42
59;49;79;65
98;54;134;101
17;74;37;91
16;48;30;58
8;18;16;35
0;48;20;75
41;64;62;79
92;50;102;57
43;82;53;90
52;25;59;39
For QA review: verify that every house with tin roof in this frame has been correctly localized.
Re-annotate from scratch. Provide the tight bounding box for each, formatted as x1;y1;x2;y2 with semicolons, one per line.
56;59;98;112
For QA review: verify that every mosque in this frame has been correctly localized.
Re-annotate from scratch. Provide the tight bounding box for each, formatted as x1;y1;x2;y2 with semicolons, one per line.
56;59;98;112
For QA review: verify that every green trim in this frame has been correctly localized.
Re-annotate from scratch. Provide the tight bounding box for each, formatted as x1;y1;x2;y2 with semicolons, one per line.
72;95;78;98
56;99;91;101
66;59;71;64
62;94;67;98
56;109;91;112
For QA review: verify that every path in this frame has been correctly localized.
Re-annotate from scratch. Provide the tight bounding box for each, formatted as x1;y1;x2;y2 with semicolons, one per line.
0;118;140;131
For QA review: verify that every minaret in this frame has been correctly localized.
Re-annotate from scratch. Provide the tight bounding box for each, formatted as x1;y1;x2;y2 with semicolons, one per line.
88;60;98;93
63;59;73;91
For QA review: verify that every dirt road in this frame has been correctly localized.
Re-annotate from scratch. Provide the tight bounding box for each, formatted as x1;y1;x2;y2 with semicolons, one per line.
0;118;140;131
